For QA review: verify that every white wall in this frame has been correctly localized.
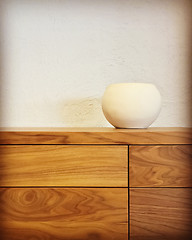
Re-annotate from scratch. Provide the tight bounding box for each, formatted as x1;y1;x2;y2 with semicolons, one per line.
0;0;191;127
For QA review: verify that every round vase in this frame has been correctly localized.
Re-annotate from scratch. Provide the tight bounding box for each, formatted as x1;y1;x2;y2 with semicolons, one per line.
102;83;162;128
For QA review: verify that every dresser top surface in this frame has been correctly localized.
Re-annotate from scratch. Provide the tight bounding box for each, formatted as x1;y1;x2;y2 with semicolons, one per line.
0;127;191;145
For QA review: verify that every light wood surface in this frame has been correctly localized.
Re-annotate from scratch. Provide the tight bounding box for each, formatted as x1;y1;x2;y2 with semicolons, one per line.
0;127;191;144
130;145;192;187
0;127;191;240
130;188;192;240
0;145;128;187
0;188;128;240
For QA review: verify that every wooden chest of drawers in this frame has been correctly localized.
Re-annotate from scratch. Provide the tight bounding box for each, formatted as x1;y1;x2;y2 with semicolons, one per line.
0;127;191;240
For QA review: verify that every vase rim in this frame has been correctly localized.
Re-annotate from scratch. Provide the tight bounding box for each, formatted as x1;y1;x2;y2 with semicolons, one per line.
108;82;155;87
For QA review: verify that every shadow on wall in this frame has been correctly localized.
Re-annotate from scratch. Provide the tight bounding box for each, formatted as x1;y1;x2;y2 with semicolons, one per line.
0;2;3;127
189;8;192;127
60;97;109;127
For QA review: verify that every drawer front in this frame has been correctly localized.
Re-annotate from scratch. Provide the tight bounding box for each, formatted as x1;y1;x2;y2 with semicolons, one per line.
0;188;128;240
0;145;128;187
130;188;192;240
130;145;192;187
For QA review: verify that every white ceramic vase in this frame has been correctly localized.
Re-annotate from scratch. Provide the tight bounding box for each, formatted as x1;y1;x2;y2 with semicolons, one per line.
102;83;162;128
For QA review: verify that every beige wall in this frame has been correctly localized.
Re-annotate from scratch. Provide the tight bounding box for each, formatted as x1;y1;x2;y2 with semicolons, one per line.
0;0;191;127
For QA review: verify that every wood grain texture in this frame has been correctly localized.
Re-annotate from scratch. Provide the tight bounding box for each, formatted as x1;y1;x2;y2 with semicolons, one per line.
130;188;192;240
0;145;128;187
130;145;192;187
0;188;128;240
0;127;191;144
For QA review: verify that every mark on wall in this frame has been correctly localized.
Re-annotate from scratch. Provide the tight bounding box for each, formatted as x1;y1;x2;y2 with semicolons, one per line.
60;97;109;127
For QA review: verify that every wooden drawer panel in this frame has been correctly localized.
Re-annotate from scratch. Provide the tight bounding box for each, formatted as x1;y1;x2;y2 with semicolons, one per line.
130;188;192;240
0;188;128;240
0;145;128;187
130;145;192;187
